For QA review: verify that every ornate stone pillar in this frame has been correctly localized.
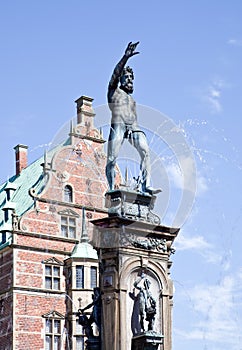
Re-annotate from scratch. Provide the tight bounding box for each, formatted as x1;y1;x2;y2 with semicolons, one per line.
91;189;179;350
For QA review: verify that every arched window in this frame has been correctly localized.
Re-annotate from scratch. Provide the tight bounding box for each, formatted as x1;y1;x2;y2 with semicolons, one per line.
64;185;73;203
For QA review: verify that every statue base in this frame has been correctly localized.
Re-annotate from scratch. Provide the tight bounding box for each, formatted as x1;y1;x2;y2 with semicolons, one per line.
86;336;101;350
105;189;160;225
131;331;163;350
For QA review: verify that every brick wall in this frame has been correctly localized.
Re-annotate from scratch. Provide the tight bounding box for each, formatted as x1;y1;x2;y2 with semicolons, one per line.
0;99;120;349
0;294;13;350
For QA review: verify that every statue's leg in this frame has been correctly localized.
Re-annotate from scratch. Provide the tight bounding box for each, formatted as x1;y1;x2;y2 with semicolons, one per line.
106;124;125;190
130;131;151;191
140;313;145;332
131;131;162;194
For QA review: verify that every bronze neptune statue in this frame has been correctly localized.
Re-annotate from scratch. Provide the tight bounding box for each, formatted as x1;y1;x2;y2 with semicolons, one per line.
106;42;161;195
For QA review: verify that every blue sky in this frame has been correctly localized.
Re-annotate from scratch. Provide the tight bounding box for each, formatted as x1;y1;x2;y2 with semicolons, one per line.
1;1;242;349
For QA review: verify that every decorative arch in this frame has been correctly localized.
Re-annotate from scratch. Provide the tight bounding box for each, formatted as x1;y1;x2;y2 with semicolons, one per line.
64;184;73;203
119;257;169;294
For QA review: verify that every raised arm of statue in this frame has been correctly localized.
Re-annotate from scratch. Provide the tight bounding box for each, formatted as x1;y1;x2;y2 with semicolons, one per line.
133;272;145;291
80;300;94;313
108;41;139;95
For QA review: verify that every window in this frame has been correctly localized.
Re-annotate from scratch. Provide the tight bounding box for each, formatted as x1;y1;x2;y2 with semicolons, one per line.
76;320;85;350
76;266;84;289
58;209;79;239
45;319;61;350
64;185;73;202
61;216;76;239
45;265;60;290
90;266;97;288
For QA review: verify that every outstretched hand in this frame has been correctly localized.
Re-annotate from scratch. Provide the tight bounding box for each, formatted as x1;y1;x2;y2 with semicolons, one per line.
125;41;140;58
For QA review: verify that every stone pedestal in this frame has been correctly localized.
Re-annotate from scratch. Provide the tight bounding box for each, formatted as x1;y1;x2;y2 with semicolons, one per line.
131;331;164;350
86;337;101;350
91;189;179;350
105;189;160;225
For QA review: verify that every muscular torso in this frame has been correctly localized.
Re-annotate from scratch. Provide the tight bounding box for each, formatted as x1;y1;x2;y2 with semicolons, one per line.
108;87;138;127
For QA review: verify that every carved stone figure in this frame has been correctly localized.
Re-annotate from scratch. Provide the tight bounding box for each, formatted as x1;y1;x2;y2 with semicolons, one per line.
133;273;156;332
129;287;142;335
106;42;161;195
78;287;101;337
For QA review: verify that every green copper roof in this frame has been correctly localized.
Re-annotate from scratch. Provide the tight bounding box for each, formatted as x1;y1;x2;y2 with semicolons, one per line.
70;207;98;260
0;156;45;228
0;139;70;230
70;241;98;260
0;153;47;249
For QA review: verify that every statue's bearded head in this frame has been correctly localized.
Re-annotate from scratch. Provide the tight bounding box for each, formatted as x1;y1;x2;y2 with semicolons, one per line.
120;66;134;94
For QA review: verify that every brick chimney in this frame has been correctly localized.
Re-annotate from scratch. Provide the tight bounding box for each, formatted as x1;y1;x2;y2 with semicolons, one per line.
75;95;95;128
14;144;28;175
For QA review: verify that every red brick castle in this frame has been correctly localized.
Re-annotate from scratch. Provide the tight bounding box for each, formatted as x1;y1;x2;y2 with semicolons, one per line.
0;96;110;350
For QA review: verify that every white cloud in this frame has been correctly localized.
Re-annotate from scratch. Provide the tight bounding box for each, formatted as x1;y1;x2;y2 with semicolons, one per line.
175;231;222;264
207;95;222;113
203;78;227;114
207;85;222;113
210;87;220;98
175;270;242;348
166;163;183;188
166;158;208;196
196;175;208;196
227;38;242;47
175;232;211;251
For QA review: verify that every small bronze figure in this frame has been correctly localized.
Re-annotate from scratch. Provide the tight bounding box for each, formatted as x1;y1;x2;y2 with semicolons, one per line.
78;287;101;337
133;273;156;332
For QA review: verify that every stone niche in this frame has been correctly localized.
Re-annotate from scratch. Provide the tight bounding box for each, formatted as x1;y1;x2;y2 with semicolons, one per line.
119;258;168;350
